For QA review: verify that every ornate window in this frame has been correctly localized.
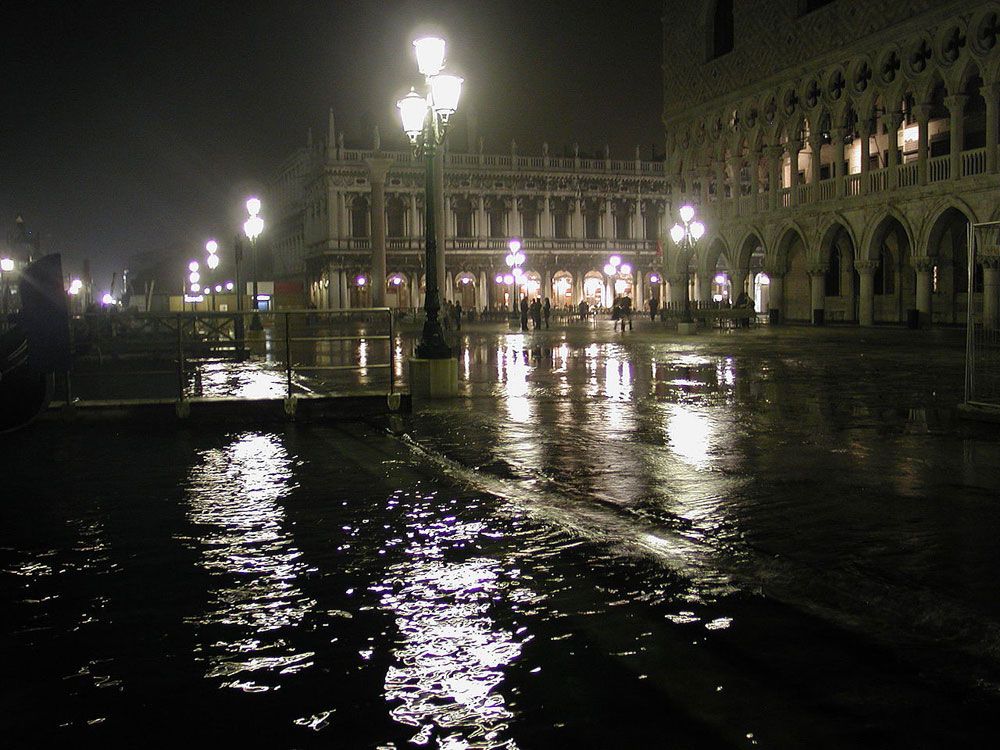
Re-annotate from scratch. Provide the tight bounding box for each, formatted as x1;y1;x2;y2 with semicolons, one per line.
350;196;369;238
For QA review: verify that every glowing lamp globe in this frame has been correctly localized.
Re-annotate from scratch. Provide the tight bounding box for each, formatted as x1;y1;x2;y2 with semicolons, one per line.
609;255;621;268
603;264;615;276
430;74;463;117
505;254;516;267
356;276;366;286
413;37;446;77
246;197;262;217
1;258;15;272
679;205;695;224
397;88;427;139
508;238;521;254
495;274;504;284
102;293;115;305
514;252;525;266
189;271;200;284
226;281;235;291
690;221;706;240
190;283;200;293
620;264;632;275
670;224;685;244
503;274;514;285
206;254;220;270
206;240;218;254
188;261;199;272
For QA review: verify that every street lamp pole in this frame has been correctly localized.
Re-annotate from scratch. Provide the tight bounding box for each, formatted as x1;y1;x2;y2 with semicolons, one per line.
398;36;463;359
670;205;706;325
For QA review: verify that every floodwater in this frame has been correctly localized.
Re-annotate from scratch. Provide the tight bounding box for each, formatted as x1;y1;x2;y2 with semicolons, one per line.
3;321;1000;747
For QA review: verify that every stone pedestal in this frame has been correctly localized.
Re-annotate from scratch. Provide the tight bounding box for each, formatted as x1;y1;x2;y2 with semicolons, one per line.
677;322;698;335
409;357;459;399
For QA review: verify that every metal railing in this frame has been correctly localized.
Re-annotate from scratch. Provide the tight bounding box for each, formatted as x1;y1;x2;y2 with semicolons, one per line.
966;222;1000;411
64;308;395;404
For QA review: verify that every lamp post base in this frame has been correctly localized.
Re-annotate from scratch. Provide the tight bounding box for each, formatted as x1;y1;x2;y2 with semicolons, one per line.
677;321;698;335
409;356;459;399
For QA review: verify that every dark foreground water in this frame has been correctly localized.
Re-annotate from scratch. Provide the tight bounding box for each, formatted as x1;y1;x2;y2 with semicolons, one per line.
3;324;1000;747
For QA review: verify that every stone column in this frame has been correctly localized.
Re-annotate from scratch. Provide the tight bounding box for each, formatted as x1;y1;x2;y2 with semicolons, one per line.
913;103;931;186
808;131;823;196
730;269;748;300
882;112;902;188
766;145;782;210
913;257;933;325
808;265;827;324
340;270;351;310
859;122;871;194
697;273;712;304
787;140;802;206
987;83;1000;174
983;258;1000;330
832;128;846;198
604;198;614;240
727;157;742;212
477;197;487;238
945;94;968;181
328;265;341;308
634;271;643;307
714;159;727;206
365;157;393;307
765;268;784;323
543;194;552;237
855;260;877;327
511;195;521;238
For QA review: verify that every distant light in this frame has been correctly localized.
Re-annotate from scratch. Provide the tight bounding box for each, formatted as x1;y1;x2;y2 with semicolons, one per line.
670;224;685;244
391;276;403;286
68;286;80;295
356;276;367;286
397;88;428;139
225;281;234;291
206;254;220;270
101;293;115;305
713;293;723;302
190;283;201;292
495;274;504;284
460;277;471;284
603;264;615;275
244;215;264;241
214;284;223;293
0;258;14;272
512;267;523;279
206;239;218;254
714;274;727;285
503;273;514;285
609;255;621;268
189;271;200;284
514;252;525;266
255;294;271;301
690;221;706;240
188;261;199;272
649;274;660;284
679;205;695;224
508;238;522;254
757;273;770;285
620;263;632;275
246;197;262;217
429;74;463;116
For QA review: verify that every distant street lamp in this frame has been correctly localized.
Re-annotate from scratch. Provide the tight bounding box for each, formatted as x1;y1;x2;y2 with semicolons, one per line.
244;198;264;311
1;257;14;316
669;205;706;324
505;238;525;314
397;36;463;359
603;254;634;303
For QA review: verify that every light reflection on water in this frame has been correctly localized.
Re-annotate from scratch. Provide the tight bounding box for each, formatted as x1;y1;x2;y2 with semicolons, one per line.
197;360;289;399
376;495;524;749
183;432;316;691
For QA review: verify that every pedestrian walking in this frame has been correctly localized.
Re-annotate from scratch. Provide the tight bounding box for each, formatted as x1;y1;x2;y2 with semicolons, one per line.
454;300;462;330
578;299;589;321
543;297;551;329
649;295;659;322
530;298;542;329
520;295;529;331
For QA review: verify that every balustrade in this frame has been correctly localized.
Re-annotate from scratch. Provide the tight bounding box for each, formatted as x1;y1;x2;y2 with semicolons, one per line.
845;174;861;196
898;161;918;188
928;154;950;182
797;184;812;204
780;188;791;208
868;168;888;192
963;147;986;177
818;179;835;201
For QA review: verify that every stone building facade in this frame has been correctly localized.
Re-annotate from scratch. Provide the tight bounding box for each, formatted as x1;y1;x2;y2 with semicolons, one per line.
662;0;1000;326
267;113;671;313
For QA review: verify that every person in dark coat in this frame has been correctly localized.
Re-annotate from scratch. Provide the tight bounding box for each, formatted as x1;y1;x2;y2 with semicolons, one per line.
543;297;551;328
649;295;659;322
578;299;589;321
519;295;529;331
454;300;462;330
530;298;542;329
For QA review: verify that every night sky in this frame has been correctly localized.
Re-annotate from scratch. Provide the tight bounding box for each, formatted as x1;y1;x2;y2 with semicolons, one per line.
1;1;663;289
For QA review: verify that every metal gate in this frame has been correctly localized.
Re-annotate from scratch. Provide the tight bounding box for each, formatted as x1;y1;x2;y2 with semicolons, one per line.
965;221;1000;412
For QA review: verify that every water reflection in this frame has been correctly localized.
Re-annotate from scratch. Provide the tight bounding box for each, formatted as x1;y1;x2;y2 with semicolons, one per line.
184;432;315;691
377;496;523;748
196;360;289;399
666;403;713;471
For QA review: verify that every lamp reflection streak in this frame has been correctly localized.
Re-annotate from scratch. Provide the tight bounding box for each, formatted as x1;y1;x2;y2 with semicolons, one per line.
184;433;316;690
378;506;523;748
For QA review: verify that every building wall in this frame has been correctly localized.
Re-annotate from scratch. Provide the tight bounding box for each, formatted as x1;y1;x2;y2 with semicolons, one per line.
662;0;1000;325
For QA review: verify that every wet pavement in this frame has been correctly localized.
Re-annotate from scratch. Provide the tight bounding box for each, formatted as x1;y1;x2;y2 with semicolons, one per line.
3;320;1000;747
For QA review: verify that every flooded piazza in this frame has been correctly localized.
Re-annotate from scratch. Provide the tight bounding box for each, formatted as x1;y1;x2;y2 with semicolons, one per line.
3;322;1000;747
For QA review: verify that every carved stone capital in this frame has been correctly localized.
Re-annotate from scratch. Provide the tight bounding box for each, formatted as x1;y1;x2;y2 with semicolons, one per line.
807;264;829;277
912;257;934;273
854;259;879;273
981;255;1000;271
763;265;785;278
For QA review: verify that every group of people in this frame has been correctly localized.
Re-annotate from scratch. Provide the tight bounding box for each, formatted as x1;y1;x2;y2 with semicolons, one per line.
611;296;633;331
442;299;463;330
519;296;551;331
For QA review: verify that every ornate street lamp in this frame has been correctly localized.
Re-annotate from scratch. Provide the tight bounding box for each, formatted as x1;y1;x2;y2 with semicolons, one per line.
669;205;706;324
504;238;525;314
244;198;264;311
398;36;463;359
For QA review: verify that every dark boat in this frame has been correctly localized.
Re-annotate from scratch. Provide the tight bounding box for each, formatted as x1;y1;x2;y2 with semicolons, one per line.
0;254;70;433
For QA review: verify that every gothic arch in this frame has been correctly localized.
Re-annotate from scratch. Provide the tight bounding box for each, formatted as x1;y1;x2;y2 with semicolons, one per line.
919;197;979;257
862;208;915;262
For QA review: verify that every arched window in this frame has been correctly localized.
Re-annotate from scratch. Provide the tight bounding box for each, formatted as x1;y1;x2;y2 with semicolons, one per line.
711;0;734;59
350;197;369;238
874;246;895;295
386;196;406;237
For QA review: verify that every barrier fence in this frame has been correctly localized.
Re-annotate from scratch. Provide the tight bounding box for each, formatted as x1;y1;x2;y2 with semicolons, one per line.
64;308;395;403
